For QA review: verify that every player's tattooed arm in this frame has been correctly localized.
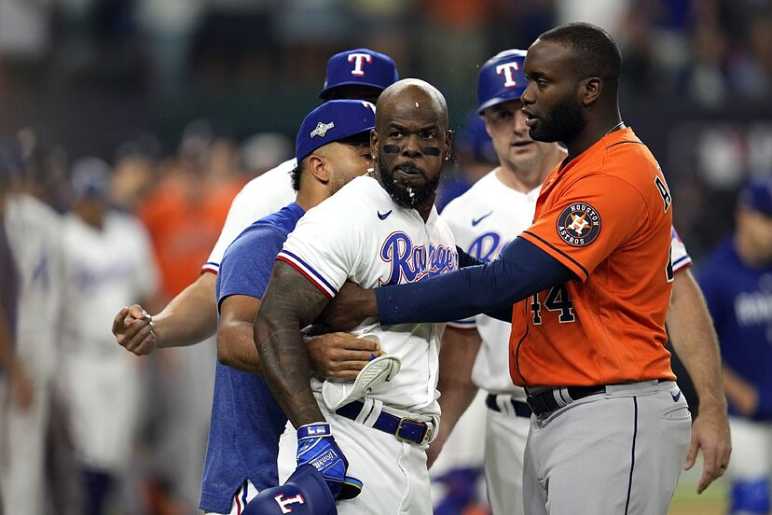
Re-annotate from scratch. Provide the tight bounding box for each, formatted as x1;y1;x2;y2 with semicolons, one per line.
221;293;381;379
254;261;330;426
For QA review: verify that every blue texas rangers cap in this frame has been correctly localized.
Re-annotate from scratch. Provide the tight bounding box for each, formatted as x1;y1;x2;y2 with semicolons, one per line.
739;176;772;217
319;48;399;99
71;157;111;200
296;99;376;163
243;465;337;515
477;49;528;114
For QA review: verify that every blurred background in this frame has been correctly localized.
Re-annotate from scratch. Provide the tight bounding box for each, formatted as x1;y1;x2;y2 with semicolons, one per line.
1;0;770;514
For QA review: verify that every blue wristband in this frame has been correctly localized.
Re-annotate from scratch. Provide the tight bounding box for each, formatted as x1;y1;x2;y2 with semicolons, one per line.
297;422;332;439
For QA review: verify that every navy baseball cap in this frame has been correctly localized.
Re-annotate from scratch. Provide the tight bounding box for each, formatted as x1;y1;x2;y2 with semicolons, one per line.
739;176;772;217
319;48;399;99
243;465;336;515
477;49;528;114
71;157;111;200
296;100;376;163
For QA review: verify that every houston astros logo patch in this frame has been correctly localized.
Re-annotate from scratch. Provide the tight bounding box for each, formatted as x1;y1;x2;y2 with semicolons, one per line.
556;202;601;247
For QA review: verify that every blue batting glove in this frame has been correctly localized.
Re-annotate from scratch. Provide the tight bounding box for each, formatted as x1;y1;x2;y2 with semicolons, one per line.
296;422;363;500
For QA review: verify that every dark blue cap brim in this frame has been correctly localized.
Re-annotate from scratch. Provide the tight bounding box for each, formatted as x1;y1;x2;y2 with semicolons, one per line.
477;91;526;114
319;81;385;99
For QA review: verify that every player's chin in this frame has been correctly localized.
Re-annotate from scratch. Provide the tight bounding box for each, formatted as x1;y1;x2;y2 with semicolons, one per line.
389;183;431;208
528;125;559;143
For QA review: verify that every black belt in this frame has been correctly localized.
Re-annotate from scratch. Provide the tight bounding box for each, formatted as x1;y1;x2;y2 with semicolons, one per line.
336;400;431;445
526;386;606;417
485;394;532;418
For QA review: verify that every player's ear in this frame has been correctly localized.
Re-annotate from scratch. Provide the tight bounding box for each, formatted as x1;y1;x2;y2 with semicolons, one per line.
370;129;379;161
579;77;602;108
481;115;495;140
307;153;330;185
444;129;455;163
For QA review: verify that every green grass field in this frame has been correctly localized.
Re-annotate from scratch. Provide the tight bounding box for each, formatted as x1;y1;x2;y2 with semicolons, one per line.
670;467;727;515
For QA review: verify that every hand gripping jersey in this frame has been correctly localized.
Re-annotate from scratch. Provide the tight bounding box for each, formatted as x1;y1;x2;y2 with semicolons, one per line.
512;128;676;387
278;175;458;415
203;159;297;273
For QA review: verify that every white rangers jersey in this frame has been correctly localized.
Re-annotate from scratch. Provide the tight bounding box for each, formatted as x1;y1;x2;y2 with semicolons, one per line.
279;175;459;415
442;170;694;396
60;211;159;357
442;171;539;396
203;159;297;273
4;194;64;380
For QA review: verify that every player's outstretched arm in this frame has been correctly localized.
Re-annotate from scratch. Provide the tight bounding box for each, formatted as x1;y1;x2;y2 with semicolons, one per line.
219;293;381;378
320;237;573;328
667;268;731;494
428;326;482;468
113;273;218;355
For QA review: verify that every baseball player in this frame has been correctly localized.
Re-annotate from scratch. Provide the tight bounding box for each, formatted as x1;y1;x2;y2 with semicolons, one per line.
254;79;457;514
112;47;398;356
317;24;731;515
433;50;731;513
696;178;772;515
58;159;159;515
0;139;65;515
432;49;566;515
201;100;376;515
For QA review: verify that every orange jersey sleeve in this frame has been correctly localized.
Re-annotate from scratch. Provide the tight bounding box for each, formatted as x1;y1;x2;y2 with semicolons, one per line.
510;128;676;387
520;173;649;282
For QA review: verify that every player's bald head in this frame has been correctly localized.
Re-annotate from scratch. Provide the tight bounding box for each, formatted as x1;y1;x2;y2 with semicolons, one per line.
375;79;448;131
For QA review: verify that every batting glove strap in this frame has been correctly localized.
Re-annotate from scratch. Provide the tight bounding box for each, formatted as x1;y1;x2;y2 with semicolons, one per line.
296;423;362;501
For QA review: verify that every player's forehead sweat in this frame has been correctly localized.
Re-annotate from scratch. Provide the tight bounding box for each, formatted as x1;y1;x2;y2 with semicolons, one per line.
375;79;448;131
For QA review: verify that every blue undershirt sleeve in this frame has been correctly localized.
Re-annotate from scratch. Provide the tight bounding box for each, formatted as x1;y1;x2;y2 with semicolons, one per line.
376;237;574;325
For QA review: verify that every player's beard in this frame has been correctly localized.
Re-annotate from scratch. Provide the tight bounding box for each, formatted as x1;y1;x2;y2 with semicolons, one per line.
378;155;439;209
529;96;585;144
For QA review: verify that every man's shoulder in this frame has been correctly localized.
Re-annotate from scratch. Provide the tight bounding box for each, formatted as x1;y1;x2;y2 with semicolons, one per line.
224;219;288;263
7;194;62;227
238;158;296;197
105;210;145;233
442;171;497;219
306;175;385;218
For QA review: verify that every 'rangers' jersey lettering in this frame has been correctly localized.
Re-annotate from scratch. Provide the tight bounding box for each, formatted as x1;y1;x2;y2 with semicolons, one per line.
279;176;458;414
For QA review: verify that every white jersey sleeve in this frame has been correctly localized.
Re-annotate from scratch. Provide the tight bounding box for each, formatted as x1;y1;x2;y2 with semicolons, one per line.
277;189;364;298
203;158;297;273
671;226;692;273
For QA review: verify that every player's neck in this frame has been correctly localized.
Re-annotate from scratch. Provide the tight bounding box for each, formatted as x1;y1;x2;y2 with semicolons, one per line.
415;194;434;222
564;110;623;163
295;183;329;212
496;146;564;193
495;166;543;193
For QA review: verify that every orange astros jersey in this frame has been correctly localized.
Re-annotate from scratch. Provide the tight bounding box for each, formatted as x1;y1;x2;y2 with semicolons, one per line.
510;127;676;387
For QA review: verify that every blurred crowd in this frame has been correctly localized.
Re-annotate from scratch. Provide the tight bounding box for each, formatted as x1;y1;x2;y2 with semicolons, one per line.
0;1;770;515
0;0;770;104
0;127;297;515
